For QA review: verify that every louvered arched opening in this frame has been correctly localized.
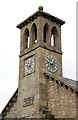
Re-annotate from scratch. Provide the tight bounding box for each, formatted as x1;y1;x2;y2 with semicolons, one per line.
24;28;30;49
51;27;59;47
31;23;37;45
43;23;48;43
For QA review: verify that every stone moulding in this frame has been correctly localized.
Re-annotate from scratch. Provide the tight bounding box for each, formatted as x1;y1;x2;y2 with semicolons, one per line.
44;71;78;94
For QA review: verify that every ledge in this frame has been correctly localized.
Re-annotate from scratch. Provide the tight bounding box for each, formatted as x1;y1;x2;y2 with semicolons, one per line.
19;42;62;58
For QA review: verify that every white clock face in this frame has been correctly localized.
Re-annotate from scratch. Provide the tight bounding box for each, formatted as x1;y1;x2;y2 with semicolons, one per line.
24;56;34;75
45;55;58;73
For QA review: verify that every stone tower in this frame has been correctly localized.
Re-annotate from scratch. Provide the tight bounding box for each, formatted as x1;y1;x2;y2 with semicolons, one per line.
2;7;78;119
16;6;65;118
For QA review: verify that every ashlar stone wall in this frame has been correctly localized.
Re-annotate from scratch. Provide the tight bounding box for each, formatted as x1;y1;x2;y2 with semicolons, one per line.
47;77;77;118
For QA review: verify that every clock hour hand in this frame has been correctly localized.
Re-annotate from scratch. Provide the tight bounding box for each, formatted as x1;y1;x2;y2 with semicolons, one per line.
46;58;53;65
50;61;54;65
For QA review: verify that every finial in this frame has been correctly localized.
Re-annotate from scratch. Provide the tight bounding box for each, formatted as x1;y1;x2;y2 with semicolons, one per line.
38;6;43;11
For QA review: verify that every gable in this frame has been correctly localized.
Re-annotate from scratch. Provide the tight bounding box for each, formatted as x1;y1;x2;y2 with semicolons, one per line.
2;89;18;118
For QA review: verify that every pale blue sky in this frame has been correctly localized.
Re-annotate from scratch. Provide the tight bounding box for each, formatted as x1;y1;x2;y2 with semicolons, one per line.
0;0;76;113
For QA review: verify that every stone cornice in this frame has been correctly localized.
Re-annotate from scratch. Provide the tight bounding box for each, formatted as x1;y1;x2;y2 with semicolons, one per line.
19;42;62;58
16;10;65;29
44;71;78;94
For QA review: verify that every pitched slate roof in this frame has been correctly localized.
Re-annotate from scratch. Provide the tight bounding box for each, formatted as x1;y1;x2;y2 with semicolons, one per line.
16;10;65;29
63;77;78;88
1;74;78;118
44;72;78;92
1;89;18;118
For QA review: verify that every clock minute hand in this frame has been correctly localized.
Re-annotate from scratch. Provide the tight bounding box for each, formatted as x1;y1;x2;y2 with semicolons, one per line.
46;58;50;63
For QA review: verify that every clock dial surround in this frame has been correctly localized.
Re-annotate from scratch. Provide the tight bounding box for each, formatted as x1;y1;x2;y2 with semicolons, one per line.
24;56;35;75
45;55;58;73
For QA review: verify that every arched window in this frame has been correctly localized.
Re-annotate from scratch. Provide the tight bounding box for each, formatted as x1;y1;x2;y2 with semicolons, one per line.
24;28;30;49
43;23;48;43
31;23;37;44
51;27;58;47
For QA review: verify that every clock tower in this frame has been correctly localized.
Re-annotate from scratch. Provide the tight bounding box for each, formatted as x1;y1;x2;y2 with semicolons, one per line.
16;6;65;118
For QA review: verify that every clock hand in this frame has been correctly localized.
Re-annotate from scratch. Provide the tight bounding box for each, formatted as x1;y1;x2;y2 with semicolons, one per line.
46;58;51;63
46;58;53;65
50;61;53;65
50;59;54;65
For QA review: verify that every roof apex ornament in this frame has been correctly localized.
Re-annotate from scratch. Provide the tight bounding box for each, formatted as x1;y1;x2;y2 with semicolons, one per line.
38;6;43;11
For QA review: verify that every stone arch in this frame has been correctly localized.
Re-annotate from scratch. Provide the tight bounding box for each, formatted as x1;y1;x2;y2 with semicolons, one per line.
51;26;59;47
23;28;30;49
43;23;50;43
31;23;37;45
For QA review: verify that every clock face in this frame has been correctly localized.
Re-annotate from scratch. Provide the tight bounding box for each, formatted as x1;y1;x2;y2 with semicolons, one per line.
24;56;34;75
45;55;58;73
